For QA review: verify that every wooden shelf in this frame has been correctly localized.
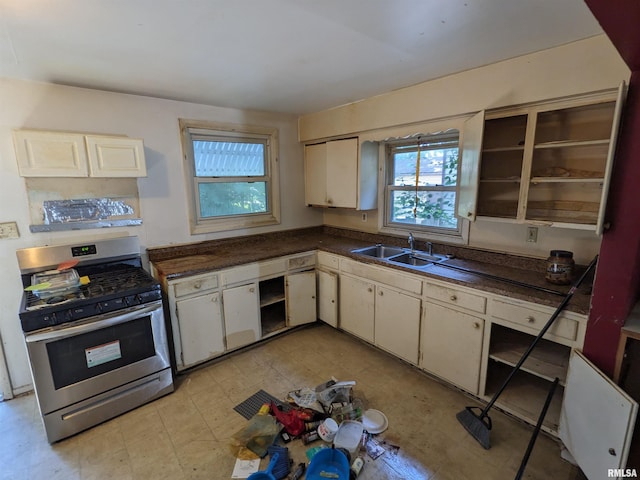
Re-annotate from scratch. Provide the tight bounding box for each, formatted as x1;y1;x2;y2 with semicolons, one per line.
489;325;570;385
260;291;285;307
534;139;610;149
480;178;521;183
485;360;564;432
483;146;525;153
530;177;604;184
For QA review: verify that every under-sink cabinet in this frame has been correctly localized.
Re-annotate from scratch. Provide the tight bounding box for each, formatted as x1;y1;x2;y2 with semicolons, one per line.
161;252;316;371
339;259;422;364
458;85;625;234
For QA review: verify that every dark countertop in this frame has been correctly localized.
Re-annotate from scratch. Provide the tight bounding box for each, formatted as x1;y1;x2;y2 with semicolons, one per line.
149;226;593;315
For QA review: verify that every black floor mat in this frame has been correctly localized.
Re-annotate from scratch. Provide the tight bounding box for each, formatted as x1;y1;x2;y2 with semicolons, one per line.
233;389;289;419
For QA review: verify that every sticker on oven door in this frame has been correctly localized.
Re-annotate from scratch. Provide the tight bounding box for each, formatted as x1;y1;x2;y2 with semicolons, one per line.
85;340;122;368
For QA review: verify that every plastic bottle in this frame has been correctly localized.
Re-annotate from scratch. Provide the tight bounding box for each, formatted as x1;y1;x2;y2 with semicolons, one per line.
350;457;364;479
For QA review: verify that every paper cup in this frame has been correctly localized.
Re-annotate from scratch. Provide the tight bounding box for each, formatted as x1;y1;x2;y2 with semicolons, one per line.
317;418;339;442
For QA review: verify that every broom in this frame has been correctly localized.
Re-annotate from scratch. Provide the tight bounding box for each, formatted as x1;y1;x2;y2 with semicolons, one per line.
456;254;598;449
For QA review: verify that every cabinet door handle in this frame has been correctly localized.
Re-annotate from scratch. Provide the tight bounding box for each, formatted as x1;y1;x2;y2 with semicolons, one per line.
367;287;373;293
331;299;335;303
249;287;255;293
379;290;384;296
450;295;457;301
527;316;535;323
473;322;480;329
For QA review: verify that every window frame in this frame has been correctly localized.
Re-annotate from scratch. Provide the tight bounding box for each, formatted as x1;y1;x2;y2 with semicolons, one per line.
380;131;469;244
179;119;280;234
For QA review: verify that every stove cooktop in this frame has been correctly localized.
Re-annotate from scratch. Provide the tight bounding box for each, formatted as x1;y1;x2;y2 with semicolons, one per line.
19;264;162;333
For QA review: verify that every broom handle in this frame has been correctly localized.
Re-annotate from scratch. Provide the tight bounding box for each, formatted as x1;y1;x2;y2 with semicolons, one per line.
480;255;598;418
514;378;560;480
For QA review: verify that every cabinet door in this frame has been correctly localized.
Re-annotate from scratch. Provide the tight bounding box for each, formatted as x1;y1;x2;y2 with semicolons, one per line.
457;110;485;221
326;138;358;208
13;130;88;177
317;270;338;328
85;135;147;177
286;271;317;327
559;350;638;480
421;302;484;394
339;274;375;342
375;286;421;364
222;283;261;350
175;292;224;369
304;143;327;205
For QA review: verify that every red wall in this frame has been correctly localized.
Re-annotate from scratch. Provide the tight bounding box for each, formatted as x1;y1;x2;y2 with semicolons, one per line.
582;1;640;376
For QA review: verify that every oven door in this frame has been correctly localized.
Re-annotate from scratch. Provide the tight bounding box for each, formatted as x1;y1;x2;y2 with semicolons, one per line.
25;300;170;415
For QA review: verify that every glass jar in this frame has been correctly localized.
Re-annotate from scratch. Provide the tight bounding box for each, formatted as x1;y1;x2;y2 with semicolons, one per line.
545;250;575;285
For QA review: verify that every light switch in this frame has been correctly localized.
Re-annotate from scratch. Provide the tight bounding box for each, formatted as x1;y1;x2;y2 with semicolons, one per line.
0;222;19;239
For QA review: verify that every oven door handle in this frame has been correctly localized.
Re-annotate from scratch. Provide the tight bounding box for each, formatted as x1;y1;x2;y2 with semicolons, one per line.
25;301;163;343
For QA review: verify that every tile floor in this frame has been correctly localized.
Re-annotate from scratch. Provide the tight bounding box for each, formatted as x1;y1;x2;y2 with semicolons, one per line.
0;324;584;480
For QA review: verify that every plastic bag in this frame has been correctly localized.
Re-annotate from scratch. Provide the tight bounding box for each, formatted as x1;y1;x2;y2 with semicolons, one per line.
231;411;282;458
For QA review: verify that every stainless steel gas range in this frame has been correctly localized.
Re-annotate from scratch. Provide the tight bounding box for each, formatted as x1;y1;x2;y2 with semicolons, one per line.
16;236;174;443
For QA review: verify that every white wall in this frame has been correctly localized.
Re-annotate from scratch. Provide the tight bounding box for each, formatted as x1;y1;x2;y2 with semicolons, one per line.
0;78;323;395
301;35;631;264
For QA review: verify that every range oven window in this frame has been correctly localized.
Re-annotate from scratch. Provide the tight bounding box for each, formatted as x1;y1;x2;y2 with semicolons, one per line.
46;316;156;390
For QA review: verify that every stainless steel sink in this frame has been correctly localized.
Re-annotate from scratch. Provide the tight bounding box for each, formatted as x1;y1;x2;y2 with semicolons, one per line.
387;253;434;267
351;244;406;258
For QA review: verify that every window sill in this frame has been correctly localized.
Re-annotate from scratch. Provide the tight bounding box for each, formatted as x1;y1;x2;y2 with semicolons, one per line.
191;213;280;235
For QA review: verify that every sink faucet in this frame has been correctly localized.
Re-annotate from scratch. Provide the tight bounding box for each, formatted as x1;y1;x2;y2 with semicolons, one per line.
425;241;433;256
408;232;415;252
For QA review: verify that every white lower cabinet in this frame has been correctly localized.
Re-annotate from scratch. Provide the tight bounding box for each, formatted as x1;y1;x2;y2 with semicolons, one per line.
286;270;317;327
339;271;421;363
175;293;224;368
317;269;338;327
374;286;421;364
222;282;261;350
339;274;375;343
420;302;484;394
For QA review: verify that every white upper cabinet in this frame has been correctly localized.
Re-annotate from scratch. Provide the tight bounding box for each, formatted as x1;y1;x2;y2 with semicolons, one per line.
457;84;625;234
304;137;377;210
85;135;146;177
13;129;147;177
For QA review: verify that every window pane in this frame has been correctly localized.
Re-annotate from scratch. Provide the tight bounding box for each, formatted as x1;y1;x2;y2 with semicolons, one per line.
392;147;458;187
193;141;265;177
198;182;267;217
390;190;458;229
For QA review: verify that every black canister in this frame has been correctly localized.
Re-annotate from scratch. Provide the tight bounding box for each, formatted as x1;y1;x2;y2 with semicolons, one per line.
545;250;575;285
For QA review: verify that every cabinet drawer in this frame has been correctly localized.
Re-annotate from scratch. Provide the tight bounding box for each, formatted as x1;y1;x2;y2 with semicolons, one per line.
287;253;315;270
341;258;422;295
491;299;578;343
172;274;218;298
425;282;486;314
316;251;340;270
221;258;287;286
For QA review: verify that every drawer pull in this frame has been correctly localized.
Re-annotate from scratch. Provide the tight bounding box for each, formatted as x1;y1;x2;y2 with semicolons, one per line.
450;295;457;301
194;282;201;289
527;316;535;323
473;322;480;329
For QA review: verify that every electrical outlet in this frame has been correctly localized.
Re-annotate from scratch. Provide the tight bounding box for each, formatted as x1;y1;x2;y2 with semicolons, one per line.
0;222;19;239
526;226;538;243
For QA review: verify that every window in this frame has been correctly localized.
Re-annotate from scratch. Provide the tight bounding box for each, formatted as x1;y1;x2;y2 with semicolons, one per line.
384;131;462;237
180;119;280;234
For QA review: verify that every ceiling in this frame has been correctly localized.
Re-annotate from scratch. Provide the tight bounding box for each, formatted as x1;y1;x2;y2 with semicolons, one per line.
0;0;604;115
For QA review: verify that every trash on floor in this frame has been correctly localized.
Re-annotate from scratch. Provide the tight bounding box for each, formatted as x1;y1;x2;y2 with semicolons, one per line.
229;378;392;479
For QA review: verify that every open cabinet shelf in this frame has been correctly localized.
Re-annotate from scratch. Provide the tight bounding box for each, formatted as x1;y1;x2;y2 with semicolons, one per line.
489;324;570;385
485;359;564;432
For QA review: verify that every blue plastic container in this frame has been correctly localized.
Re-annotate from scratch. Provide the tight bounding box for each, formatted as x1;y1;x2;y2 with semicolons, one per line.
306;448;350;480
